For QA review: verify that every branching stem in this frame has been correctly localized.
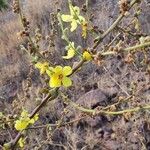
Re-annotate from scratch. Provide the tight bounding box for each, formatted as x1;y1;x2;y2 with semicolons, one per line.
93;0;141;49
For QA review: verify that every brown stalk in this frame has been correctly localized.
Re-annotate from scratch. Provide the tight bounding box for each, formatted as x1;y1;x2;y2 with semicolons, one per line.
93;0;141;50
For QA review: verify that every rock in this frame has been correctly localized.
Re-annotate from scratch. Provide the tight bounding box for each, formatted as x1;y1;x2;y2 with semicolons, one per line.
76;89;108;109
68;89;117;128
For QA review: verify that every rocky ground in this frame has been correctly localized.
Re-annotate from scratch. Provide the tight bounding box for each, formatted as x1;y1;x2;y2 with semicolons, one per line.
0;0;150;149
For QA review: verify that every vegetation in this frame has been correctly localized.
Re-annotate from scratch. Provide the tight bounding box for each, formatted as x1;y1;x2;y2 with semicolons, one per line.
0;0;150;149
0;0;7;11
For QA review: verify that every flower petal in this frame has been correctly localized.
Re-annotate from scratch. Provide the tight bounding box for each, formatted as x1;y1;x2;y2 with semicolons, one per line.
40;68;45;75
29;119;35;124
21;110;28;118
46;67;54;77
70;42;75;48
35;62;49;74
62;77;72;87
15;120;28;131
62;49;75;59
53;66;63;73
61;15;73;22
49;76;61;88
46;70;52;77
18;138;25;148
33;114;39;121
43;62;49;66
63;66;72;76
15;120;22;131
66;42;75;50
78;16;85;23
81;21;87;38
70;20;78;32
70;6;80;16
35;62;42;69
83;51;92;61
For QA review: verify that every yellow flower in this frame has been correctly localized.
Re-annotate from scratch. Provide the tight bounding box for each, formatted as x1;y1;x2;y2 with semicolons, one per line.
46;67;54;77
29;114;39;124
63;42;75;59
82;21;88;39
15;110;39;131
35;62;49;74
21;110;29;118
49;66;72;88
83;51;92;61
15;119;29;131
61;3;85;32
33;114;39;122
3;143;10;150
18;137;25;148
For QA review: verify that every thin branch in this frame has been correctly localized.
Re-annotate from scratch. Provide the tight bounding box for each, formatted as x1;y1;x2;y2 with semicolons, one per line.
28;116;85;130
18;0;53;64
98;41;150;56
30;88;58;118
4;89;58;149
93;0;140;49
101;105;150;115
4;56;87;149
103;66;130;96
61;93;150;116
102;96;132;110
124;41;150;51
70;59;86;76
107;33;121;47
116;26;144;38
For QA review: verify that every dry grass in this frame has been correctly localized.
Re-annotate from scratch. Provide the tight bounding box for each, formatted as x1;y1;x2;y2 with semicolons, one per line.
0;13;23;85
0;0;58;90
23;0;63;35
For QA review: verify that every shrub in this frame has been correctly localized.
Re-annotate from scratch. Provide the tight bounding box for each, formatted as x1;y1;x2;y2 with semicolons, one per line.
0;0;8;11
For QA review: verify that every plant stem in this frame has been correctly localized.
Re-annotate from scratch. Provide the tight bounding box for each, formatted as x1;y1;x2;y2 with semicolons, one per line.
62;94;150;116
4;88;58;149
57;13;82;56
28;116;85;129
124;41;150;51
18;0;53;64
4;55;86;149
99;41;150;56
70;59;86;75
93;0;140;49
101;105;150;115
